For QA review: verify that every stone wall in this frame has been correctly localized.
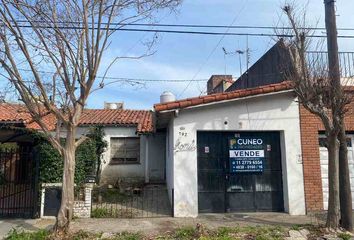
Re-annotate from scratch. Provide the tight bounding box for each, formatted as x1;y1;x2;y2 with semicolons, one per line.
73;184;93;218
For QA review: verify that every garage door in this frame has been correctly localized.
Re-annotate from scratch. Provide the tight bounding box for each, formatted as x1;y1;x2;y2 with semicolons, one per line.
319;135;354;210
197;131;284;213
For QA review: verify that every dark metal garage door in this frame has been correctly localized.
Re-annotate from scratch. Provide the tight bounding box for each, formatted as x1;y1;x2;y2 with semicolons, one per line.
197;131;284;213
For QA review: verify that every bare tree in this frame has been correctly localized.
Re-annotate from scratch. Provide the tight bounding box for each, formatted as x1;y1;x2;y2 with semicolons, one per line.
279;4;351;229
0;0;180;234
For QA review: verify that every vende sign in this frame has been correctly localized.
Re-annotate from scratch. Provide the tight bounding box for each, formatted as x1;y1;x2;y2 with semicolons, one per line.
229;150;264;158
229;137;265;173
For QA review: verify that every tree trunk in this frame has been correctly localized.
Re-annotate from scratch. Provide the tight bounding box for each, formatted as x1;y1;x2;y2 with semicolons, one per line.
54;126;77;234
327;132;341;229
338;125;353;231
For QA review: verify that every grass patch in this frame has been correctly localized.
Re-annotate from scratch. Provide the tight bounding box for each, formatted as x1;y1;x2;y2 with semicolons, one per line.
338;232;352;240
91;207;111;218
173;227;198;239
5;229;49;240
91;207;137;218
109;232;142;240
155;225;286;240
92;189;131;203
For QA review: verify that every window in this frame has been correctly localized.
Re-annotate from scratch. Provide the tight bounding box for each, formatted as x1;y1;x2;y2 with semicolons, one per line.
110;137;140;164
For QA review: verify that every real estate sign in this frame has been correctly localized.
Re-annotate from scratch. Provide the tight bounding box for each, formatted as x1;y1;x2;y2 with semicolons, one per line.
229;137;265;173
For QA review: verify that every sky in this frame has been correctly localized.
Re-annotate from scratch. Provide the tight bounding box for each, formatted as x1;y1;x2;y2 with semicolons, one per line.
4;0;354;110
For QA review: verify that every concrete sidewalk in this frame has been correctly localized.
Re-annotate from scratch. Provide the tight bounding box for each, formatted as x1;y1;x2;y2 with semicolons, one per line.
0;219;54;239
0;213;322;239
70;212;322;235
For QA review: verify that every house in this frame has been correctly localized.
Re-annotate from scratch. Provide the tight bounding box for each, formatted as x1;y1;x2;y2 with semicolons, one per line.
152;41;354;218
154;82;305;217
0;104;163;186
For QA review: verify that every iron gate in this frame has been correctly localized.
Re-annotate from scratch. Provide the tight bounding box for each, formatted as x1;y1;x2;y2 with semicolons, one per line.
197;131;284;213
0;146;39;218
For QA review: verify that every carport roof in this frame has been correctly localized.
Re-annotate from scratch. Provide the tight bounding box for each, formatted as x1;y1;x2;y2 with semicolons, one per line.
154;81;294;112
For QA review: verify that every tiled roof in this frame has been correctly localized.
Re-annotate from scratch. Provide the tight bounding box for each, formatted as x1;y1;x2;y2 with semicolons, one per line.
0;104;153;134
154;81;293;112
79;109;153;133
0;104;31;123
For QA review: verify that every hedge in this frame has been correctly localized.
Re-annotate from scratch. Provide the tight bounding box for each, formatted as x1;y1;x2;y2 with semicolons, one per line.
36;127;107;185
0;126;106;185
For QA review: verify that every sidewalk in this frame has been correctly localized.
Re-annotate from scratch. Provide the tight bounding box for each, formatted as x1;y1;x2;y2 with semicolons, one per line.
71;212;322;235
0;219;54;239
0;213;322;239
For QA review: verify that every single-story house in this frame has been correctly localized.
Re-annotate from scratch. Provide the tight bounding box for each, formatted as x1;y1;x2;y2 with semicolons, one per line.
151;41;354;217
0;104;164;186
154;81;305;217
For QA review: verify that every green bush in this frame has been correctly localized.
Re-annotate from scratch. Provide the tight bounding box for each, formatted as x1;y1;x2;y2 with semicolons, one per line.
36;127;106;185
37;139;97;185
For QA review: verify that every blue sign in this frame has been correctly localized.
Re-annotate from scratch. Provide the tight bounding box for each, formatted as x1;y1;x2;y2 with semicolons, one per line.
229;137;265;173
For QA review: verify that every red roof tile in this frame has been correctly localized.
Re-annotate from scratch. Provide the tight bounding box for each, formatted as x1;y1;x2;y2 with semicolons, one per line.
154;81;294;112
79;109;153;133
0;104;153;134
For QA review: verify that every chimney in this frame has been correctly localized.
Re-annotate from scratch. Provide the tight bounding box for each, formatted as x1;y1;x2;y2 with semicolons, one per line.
207;75;233;95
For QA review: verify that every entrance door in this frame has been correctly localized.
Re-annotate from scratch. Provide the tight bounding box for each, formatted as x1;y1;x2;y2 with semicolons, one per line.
197;132;225;213
197;131;284;213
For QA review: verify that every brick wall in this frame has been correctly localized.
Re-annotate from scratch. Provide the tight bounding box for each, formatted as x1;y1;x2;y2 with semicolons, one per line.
299;100;354;212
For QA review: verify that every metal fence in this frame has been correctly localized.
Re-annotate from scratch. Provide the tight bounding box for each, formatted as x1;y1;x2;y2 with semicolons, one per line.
91;185;173;218
306;51;354;78
0;146;39;218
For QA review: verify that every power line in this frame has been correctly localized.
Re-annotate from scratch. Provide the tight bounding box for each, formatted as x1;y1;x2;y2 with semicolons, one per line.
13;19;354;31
16;68;207;83
4;23;354;39
178;1;248;98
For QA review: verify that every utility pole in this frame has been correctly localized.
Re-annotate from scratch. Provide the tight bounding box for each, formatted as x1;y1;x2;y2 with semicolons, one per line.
324;0;353;231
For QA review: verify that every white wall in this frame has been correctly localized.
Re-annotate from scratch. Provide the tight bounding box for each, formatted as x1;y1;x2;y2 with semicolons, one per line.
168;92;306;217
76;126;147;185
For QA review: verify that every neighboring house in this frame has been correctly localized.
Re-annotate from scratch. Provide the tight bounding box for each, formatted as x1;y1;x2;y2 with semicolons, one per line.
0;104;162;186
74;109;162;185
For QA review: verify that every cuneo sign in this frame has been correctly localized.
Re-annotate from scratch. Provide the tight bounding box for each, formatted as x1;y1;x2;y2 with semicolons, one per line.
229;137;265;173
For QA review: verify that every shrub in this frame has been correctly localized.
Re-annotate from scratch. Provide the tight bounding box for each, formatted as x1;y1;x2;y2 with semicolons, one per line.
36;127;106;185
91;207;111;218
